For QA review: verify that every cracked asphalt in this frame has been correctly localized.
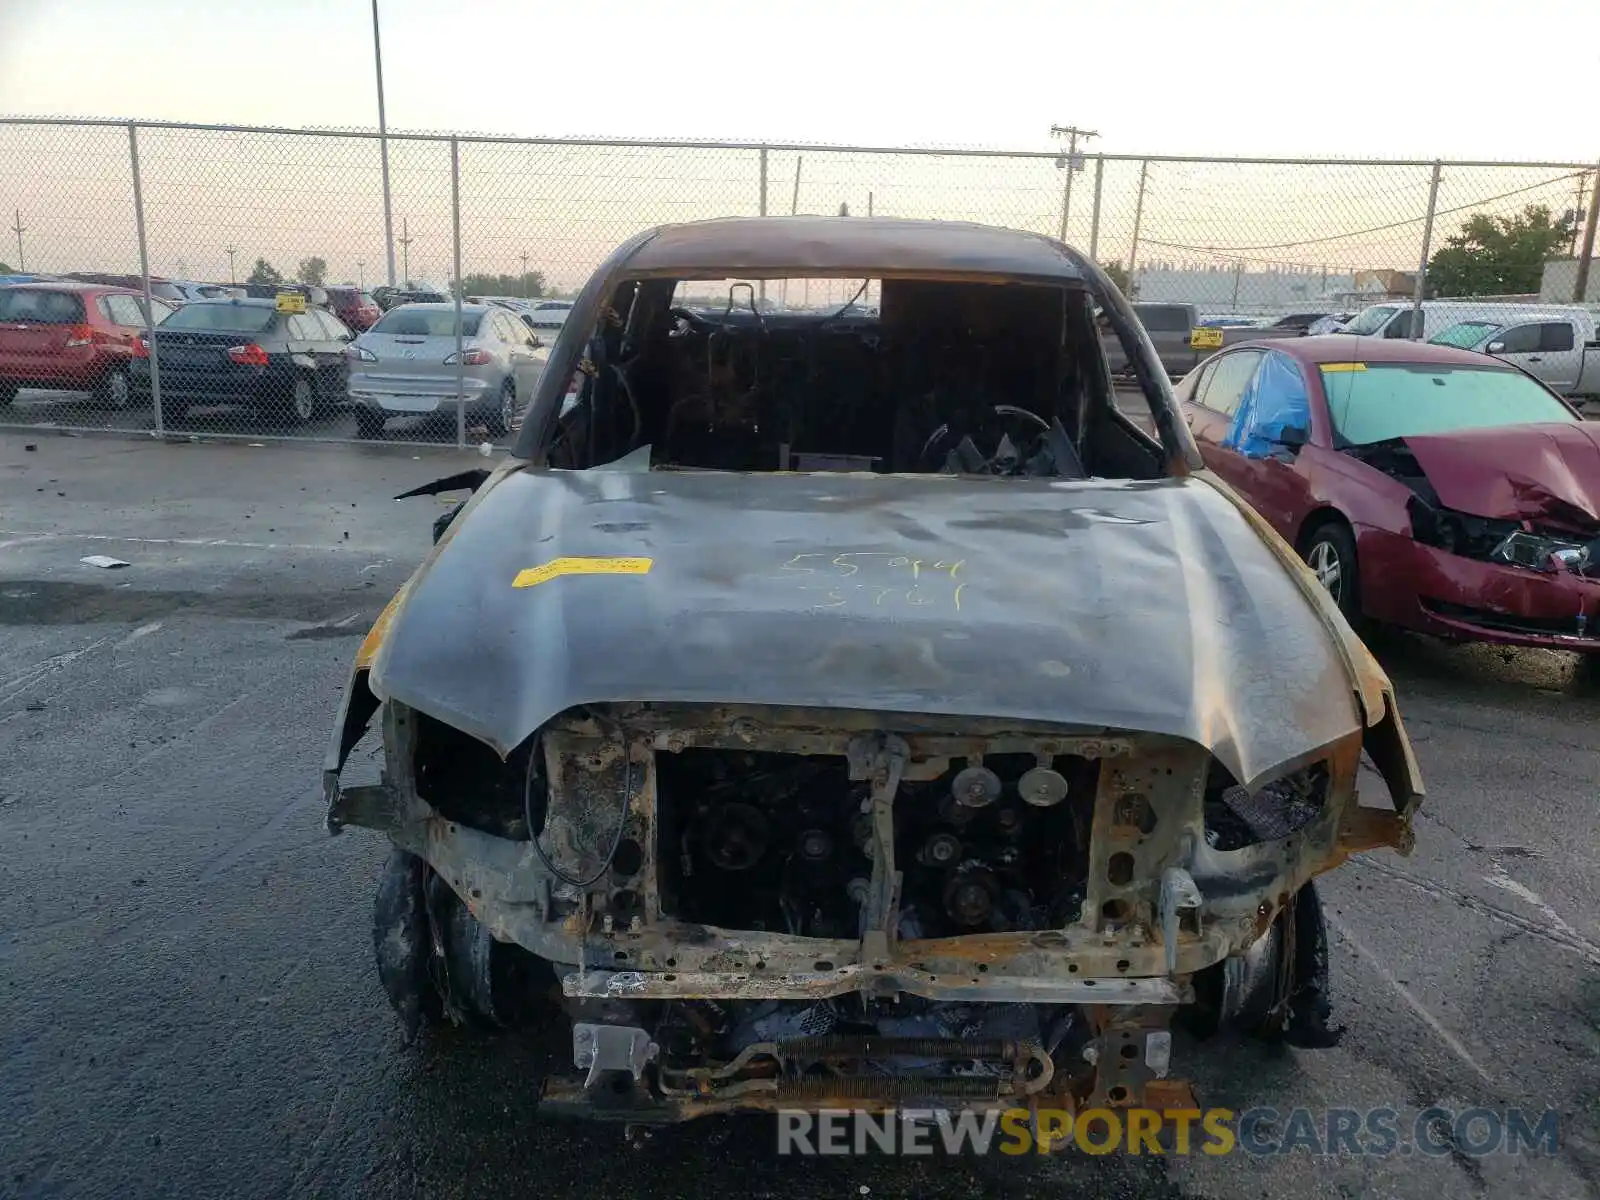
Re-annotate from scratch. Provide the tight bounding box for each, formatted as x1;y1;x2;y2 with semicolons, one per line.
2;432;1597;1200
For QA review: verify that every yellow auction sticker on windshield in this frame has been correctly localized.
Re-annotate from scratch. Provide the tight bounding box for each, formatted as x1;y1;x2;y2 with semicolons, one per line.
512;557;654;589
1320;362;1367;372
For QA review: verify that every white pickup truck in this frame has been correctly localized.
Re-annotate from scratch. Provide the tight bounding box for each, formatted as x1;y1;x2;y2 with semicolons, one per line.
1425;308;1600;406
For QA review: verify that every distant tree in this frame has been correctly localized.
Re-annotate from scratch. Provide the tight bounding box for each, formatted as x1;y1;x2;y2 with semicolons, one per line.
1426;204;1577;298
297;256;328;287
457;271;546;299
0;261;13;274
246;258;284;287
1101;261;1132;295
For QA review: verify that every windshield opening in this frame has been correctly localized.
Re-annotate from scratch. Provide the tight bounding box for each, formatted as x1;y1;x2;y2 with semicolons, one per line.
160;304;277;333
1428;321;1499;349
1340;306;1399;336
543;274;1170;485
1323;363;1575;446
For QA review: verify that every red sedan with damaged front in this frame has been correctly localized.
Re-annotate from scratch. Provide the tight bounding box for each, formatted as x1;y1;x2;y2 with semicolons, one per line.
1176;336;1599;652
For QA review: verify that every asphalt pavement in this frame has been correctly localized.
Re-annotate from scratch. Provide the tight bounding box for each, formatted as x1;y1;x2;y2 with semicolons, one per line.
2;432;1598;1200
0;387;513;447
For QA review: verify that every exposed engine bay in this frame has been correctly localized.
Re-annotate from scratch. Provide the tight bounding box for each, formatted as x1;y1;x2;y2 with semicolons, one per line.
332;699;1392;1121
546;277;1162;483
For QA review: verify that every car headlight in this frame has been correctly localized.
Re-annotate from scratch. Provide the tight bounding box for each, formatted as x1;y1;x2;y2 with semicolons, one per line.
1491;530;1594;574
346;344;378;362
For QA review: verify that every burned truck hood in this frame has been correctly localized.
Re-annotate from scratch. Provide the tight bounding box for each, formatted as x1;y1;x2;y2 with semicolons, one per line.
370;467;1365;789
1401;421;1600;529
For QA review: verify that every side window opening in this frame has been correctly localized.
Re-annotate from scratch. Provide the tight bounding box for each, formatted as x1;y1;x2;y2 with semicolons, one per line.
1198;351;1263;416
1497;324;1541;354
1225;351;1310;459
1538;322;1574;353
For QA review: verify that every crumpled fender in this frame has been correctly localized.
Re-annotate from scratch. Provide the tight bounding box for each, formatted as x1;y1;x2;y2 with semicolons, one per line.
1195;471;1424;819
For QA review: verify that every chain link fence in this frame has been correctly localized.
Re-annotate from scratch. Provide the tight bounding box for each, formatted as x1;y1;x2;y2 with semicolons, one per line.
1;117;1594;444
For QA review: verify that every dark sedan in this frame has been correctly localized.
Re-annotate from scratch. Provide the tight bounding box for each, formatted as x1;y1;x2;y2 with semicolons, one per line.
132;298;352;423
1176;336;1599;652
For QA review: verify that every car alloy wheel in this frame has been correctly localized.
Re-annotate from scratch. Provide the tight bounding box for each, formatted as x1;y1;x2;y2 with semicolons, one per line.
1307;540;1343;603
103;370;131;410
291;377;316;423
499;381;517;436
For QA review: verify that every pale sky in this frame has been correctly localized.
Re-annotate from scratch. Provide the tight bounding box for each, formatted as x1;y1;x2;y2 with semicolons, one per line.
2;0;1596;160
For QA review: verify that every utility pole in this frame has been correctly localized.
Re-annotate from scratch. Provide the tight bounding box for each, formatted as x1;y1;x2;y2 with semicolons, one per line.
398;217;413;288
1573;171;1590;259
519;251;530;295
10;210;26;273
1573;159;1600;303
372;0;397;289
1050;125;1098;243
1126;160;1149;295
1231;259;1244;310
224;243;238;284
357;259;366;290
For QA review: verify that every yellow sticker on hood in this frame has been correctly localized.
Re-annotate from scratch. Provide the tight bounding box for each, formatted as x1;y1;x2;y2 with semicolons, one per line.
513;556;654;589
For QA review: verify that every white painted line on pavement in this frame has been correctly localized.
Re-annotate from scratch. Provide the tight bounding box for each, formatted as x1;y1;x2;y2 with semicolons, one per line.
1326;909;1495;1088
0;638;111;706
1483;863;1582;944
115;622;164;648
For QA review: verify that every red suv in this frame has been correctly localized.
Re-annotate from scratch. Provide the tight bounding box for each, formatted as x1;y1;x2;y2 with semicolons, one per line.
0;283;175;410
326;286;381;332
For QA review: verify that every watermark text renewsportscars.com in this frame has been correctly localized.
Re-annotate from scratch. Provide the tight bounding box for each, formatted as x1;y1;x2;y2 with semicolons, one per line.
776;1106;1561;1157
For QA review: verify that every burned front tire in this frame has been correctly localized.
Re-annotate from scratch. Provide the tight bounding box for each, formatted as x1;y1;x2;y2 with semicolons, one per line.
373;846;558;1038
373;847;445;1038
1185;879;1335;1048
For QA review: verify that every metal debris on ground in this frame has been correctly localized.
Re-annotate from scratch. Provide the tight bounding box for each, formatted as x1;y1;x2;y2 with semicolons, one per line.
80;555;131;569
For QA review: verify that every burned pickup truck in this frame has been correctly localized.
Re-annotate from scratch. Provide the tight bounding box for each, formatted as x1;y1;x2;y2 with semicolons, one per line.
325;217;1423;1123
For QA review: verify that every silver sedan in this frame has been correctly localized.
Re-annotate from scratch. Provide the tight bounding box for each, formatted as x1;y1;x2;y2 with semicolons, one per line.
345;303;544;438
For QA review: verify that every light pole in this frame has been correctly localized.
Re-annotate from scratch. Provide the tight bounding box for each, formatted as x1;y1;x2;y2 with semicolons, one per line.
224;243;238;284
372;0;397;289
519;251;530;296
358;259;366;290
1050;125;1098;243
10;210;26;273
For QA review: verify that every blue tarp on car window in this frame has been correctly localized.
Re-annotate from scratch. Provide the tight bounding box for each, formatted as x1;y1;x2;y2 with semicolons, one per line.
1224;350;1310;459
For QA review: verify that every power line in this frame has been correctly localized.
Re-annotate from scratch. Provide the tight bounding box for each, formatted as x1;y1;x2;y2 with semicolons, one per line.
1141;169;1585;256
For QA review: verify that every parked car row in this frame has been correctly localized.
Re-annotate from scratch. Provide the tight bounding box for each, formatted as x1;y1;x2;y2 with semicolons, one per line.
1;284;544;435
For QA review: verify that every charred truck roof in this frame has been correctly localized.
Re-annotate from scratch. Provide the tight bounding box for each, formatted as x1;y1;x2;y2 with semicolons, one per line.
325;216;1423;1124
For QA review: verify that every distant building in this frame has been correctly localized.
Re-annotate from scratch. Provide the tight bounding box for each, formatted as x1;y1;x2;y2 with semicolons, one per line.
1540;257;1599;303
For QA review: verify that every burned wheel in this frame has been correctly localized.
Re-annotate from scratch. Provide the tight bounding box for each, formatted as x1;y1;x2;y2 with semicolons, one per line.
1303;522;1360;623
373;846;557;1038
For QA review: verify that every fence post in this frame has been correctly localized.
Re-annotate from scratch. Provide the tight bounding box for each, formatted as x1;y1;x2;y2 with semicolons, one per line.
128;122;162;436
450;135;465;449
1127;160;1149;295
1056;160;1074;244
1572;161;1600;303
758;146;768;306
1410;161;1442;337
1088;155;1104;261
